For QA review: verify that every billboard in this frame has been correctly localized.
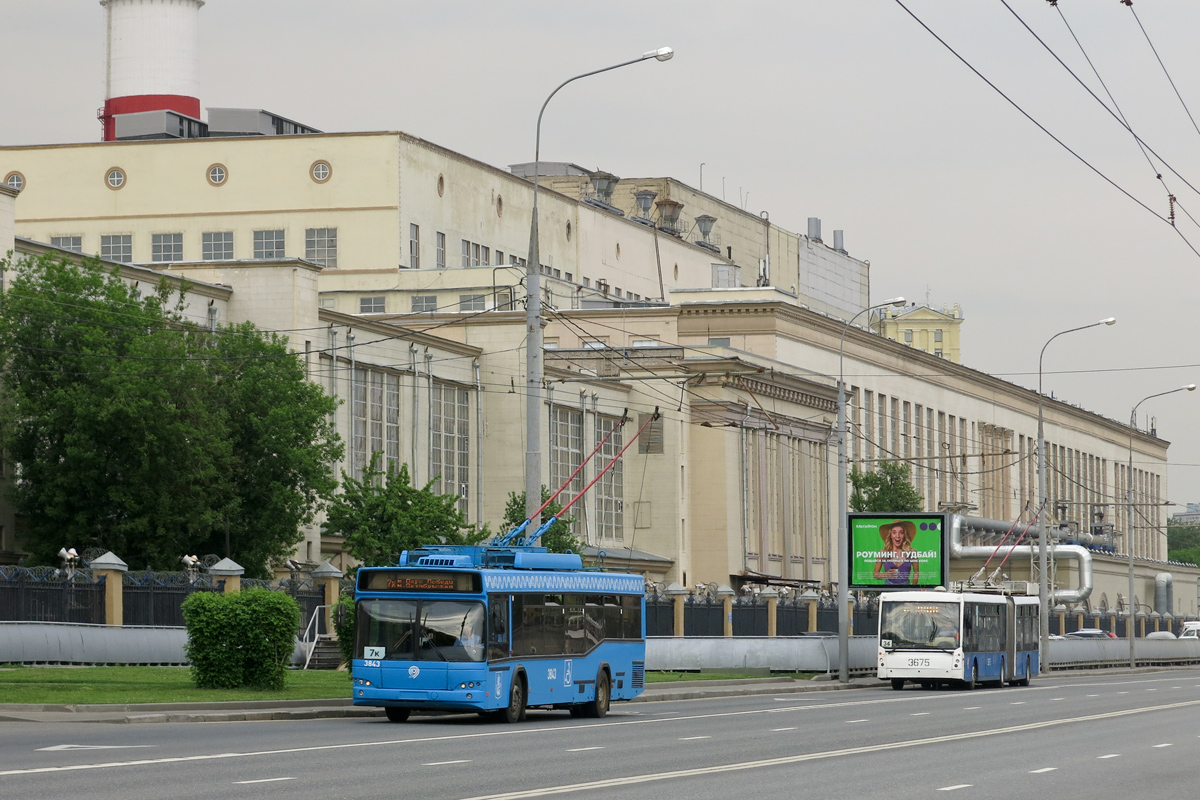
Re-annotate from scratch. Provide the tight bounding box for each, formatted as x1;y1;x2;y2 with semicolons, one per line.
847;513;948;590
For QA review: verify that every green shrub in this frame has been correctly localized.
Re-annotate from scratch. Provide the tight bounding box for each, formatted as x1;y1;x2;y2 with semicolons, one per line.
333;593;356;667
182;589;301;690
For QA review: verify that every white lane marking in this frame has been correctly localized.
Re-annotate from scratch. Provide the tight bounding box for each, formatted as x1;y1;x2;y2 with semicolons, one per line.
423;760;472;766
234;778;296;785
10;696;1200;780
1087;694;1099;698
566;747;604;752
1030;767;1057;774
845;719;869;723
1098;754;1121;759
1117;691;1129;695
911;712;931;716
1153;743;1173;748
1147;689;1157;692
938;785;973;792
1172;687;1181;689
963;706;981;710
1049;698;1063;701
678;736;710;741
38;745;156;752
770;727;796;732
1010;702;1026;705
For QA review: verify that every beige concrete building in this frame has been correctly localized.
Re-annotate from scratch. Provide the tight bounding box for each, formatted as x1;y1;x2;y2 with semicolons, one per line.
515;164;871;322
873;302;964;363
3;133;1197;614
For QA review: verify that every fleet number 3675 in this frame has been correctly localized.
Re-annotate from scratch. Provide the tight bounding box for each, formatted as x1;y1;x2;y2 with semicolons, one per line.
907;658;930;667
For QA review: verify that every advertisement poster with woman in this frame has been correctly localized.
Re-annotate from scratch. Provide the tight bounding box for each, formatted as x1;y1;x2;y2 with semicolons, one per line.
847;513;948;589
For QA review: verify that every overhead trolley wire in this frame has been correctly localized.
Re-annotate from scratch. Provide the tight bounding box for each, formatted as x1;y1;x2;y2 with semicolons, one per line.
893;0;1200;260
1124;0;1200;145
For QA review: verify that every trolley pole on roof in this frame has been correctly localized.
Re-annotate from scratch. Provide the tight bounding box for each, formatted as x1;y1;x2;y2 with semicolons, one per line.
522;47;675;524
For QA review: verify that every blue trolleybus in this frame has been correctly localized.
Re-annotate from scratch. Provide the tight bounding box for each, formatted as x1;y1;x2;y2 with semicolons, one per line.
352;545;646;722
877;588;1039;690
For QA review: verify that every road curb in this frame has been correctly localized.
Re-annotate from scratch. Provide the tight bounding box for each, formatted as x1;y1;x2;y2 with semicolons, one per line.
0;677;886;724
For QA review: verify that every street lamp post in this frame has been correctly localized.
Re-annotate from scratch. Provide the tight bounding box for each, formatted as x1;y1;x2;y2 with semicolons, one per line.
836;296;905;683
523;47;674;523
1036;318;1115;661
1126;384;1195;668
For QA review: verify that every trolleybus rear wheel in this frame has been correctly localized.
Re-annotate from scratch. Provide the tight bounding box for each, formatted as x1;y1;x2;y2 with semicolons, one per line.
891;678;905;691
385;707;410;723
586;671;610;718
963;663;977;691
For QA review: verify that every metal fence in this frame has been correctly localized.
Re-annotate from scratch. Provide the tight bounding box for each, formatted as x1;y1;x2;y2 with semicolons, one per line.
683;594;724;637
245;576;326;634
123;571;220;627
0;567;106;624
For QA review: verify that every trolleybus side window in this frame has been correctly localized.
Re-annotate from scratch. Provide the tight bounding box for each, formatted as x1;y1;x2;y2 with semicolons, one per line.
965;602;1004;653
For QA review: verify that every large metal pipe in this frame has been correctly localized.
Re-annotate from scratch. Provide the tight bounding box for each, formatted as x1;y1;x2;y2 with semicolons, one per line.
1155;572;1173;614
951;515;1093;605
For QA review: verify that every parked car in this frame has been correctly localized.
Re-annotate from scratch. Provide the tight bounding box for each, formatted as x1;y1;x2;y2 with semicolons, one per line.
1181;622;1200;640
1146;630;1178;640
1065;628;1117;639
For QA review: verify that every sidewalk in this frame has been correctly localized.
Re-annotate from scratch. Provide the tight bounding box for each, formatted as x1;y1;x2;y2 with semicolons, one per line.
0;676;884;724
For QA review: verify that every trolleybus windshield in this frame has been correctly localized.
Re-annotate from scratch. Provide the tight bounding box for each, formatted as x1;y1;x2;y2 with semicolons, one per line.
880;600;960;651
357;599;485;663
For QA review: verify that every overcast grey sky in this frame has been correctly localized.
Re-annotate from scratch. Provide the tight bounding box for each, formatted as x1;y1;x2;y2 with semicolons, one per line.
5;1;1200;510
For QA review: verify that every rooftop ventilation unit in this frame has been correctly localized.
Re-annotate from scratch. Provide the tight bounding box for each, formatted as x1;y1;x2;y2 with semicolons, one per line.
589;172;619;204
655;199;685;236
634;190;657;218
694;214;720;253
807;217;822;243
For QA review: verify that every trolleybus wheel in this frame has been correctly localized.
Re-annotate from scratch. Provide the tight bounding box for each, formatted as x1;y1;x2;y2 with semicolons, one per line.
891;678;905;691
963;663;977;691
586;670;610;718
385;707;410;723
568;705;587;718
504;675;527;723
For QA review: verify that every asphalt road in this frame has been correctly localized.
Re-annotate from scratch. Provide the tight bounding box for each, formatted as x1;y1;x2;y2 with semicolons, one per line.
2;669;1198;800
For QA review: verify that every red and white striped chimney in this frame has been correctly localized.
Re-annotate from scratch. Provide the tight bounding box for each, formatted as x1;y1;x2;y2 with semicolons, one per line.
99;0;204;141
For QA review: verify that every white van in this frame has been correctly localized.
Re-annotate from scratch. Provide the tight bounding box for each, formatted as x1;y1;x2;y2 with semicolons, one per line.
1180;622;1200;640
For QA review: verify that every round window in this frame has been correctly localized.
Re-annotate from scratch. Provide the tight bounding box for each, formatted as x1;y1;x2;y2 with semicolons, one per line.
310;160;332;183
207;164;227;186
3;171;24;192
106;167;126;190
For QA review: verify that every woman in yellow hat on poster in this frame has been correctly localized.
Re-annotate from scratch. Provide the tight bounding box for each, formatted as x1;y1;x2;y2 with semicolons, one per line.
873;520;918;585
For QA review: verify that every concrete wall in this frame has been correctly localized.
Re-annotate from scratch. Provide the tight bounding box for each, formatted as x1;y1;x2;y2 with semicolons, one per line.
0;622;189;665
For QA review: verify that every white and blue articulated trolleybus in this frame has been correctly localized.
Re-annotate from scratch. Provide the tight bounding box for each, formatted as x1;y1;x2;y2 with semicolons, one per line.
877;586;1040;691
352;410;657;723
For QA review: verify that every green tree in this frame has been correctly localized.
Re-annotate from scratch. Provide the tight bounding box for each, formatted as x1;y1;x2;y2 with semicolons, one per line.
849;461;924;513
1167;521;1200;566
324;456;485;569
501;487;582;553
0;253;341;575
